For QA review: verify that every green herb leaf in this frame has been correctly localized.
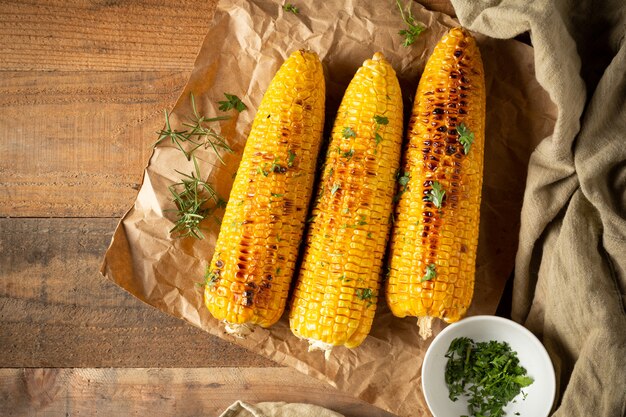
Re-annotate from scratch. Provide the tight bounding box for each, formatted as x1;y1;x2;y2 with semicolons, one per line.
421;263;437;282
375;132;384;145
357;215;367;226
342;149;355;160
395;171;410;201
458;123;475;155
331;183;341;195
342;126;356;139
396;0;425;47
374;115;389;125
271;193;284;197
287;150;296;167
218;93;247;112
427;181;446;208
282;3;299;14
356;288;373;300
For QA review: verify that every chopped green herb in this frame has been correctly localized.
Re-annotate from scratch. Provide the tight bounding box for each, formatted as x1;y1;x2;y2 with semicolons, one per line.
357;215;367;226
342;126;356;139
396;0;425;47
375;132;384;145
356;288;373;300
287;150;296;167
276;267;282;275
367;232;373;238
282;3;299;14
427;181;446;208
374;115;389;125
218;93;247;112
307;215;317;223
421;263;436;282
328;167;334;177
271;193;284;197
258;166;269;177
331;183;341;195
445;337;534;417
342;149;355;160
458;123;475;155
395;171;410;201
356;288;374;306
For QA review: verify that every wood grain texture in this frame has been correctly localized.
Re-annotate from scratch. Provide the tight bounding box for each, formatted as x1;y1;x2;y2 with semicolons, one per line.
0;368;395;417
0;218;275;368
0;70;192;217
0;0;217;72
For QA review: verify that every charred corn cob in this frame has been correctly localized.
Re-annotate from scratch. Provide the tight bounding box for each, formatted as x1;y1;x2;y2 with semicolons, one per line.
204;50;325;335
386;28;486;339
289;52;403;355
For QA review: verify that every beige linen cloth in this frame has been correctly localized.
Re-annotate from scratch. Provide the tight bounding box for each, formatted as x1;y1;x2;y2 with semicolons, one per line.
451;0;626;416
218;0;626;415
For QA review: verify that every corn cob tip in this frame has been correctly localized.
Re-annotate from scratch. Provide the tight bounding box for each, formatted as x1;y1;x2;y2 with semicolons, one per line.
224;321;254;338
418;316;434;340
372;51;386;61
307;339;333;360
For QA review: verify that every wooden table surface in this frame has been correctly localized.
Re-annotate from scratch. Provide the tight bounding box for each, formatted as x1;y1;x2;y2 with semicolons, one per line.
0;1;458;416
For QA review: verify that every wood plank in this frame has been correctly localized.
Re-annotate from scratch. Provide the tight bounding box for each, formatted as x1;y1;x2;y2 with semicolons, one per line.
0;218;275;368
0;70;189;217
0;368;396;417
0;0;218;72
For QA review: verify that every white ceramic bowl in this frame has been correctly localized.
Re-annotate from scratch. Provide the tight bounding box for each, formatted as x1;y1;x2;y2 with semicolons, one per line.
422;315;556;417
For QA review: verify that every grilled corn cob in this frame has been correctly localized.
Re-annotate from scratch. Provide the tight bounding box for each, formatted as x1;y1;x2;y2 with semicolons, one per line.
289;52;403;355
204;50;325;335
386;28;486;339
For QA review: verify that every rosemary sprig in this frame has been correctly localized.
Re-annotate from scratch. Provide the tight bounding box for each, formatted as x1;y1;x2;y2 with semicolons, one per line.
154;93;233;162
396;0;425;47
167;155;226;239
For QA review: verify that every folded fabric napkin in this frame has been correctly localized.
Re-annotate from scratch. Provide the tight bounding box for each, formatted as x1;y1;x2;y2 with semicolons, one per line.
219;401;344;417
452;0;626;415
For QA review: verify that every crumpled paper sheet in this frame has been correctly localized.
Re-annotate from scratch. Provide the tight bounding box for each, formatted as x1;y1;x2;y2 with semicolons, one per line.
100;1;556;416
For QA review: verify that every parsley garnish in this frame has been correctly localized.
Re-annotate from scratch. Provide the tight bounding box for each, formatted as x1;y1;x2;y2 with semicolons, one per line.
445;337;534;417
356;288;374;306
374;115;389;125
375;132;383;145
458;123;475;155
342;126;356;139
341;149;355;160
282;3;299;14
271;193;284;197
395;171;410;201
218;93;247;112
427;181;445;208
421;263;436;282
396;0;425;47
287;150;296;167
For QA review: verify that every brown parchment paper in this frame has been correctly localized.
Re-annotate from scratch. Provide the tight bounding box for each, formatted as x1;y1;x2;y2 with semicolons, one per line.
101;1;557;416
